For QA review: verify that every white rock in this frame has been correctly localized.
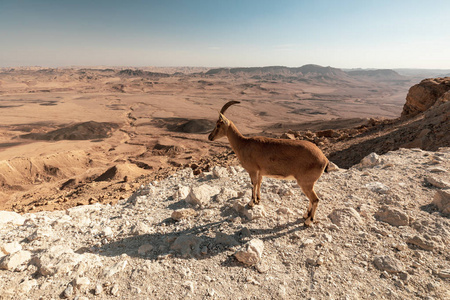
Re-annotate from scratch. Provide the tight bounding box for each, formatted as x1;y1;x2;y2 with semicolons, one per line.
95;284;104;295
0;211;25;226
73;277;90;291
34;245;84;276
432;190;450;214
131;222;151;235
111;284;119;296
19;278;38;293
128;194;150;206
365;182;390;194
1;241;22;255
375;206;410;226
185;184;220;206
233;166;245;173
233;198;266;220
245;205;266;220
360;152;381;167
316;257;325;265
235;239;264;266
208;288;216;297
63;285;74;298
215;187;239;203
174;185;190;200
322;233;333;243
0;250;32;271
212;166;229;178
103;260;128;277
276;207;293;215
328;208;362;227
302;239;314;247
102;226;113;237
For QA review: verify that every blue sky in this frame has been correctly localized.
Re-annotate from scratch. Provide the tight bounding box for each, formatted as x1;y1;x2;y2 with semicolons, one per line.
1;0;449;68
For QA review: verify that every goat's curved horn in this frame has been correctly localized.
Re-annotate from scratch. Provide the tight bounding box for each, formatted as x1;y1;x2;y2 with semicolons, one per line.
220;101;240;114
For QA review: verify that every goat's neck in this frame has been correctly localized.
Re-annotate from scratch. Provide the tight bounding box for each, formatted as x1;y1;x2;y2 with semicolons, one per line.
226;121;246;152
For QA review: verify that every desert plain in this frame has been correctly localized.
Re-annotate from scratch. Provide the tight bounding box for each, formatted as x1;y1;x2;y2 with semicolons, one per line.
0;65;416;213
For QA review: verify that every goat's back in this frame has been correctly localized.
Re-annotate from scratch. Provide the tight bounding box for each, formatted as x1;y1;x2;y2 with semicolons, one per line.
236;136;328;178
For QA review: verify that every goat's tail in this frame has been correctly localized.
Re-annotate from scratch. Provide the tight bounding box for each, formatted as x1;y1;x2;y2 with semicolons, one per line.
324;160;337;173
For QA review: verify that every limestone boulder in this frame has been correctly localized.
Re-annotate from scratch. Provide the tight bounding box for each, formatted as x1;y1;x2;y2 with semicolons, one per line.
185;184;220;206
0;250;32;271
235;239;264;266
328;207;362;227
233;198;266;220
375;206;410;226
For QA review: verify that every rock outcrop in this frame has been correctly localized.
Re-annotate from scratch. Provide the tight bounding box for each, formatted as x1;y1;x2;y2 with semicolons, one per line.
324;78;450;168
401;77;450;118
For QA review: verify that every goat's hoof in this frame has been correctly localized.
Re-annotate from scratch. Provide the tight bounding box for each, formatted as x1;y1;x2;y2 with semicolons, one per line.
247;202;255;209
303;212;309;219
304;217;313;227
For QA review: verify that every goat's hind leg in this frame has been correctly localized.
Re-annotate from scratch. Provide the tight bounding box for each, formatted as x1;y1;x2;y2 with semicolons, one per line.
298;181;320;227
303;201;312;220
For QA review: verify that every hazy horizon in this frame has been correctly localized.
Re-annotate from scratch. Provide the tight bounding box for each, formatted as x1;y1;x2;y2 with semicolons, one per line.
1;0;450;69
3;64;450;73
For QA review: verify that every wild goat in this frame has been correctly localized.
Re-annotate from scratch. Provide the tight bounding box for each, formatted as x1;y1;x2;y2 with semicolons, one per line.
208;101;330;226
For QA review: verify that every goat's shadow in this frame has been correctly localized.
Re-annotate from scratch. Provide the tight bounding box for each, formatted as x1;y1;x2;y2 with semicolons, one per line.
80;212;308;264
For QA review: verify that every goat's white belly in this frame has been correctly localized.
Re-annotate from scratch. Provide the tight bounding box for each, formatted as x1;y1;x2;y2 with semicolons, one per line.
265;174;296;180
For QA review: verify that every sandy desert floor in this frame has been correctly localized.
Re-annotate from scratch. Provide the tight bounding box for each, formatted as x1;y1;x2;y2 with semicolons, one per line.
0;67;416;212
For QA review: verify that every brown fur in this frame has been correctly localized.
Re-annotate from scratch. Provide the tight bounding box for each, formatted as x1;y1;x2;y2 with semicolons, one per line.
208;102;329;226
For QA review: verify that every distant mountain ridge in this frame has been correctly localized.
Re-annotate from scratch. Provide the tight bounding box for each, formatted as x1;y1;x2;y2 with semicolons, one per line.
346;69;404;79
205;64;346;77
205;64;404;82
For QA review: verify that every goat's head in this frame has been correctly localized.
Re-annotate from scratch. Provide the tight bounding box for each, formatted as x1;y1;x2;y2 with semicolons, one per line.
208;101;240;141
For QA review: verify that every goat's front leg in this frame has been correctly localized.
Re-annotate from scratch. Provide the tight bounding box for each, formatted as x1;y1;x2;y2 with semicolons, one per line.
248;171;261;207
254;174;262;205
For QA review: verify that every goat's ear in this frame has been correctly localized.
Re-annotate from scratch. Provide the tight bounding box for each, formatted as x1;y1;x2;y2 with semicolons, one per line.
219;113;230;125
